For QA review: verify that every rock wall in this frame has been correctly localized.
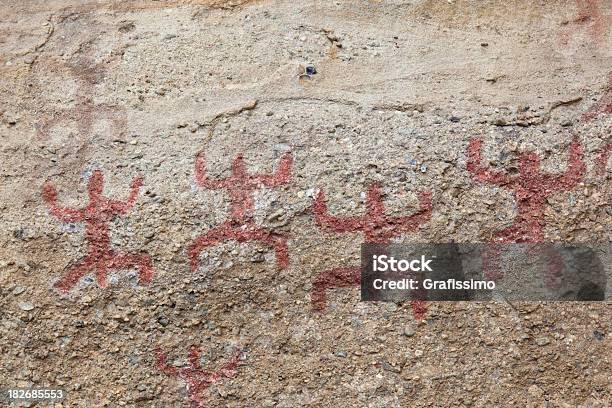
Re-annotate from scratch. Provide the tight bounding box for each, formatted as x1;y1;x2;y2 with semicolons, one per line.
1;1;610;407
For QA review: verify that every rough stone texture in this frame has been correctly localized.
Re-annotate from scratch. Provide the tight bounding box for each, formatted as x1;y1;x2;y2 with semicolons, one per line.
0;0;610;407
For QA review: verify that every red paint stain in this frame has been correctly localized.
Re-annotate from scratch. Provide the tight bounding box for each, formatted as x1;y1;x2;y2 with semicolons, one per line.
468;138;585;282
311;183;432;319
156;346;244;408
409;299;428;321
560;0;610;44
188;152;292;271
36;55;127;140
582;73;612;122
42;170;153;292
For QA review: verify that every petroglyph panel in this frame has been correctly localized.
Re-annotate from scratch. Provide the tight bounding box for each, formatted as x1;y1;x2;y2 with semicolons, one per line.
1;1;610;407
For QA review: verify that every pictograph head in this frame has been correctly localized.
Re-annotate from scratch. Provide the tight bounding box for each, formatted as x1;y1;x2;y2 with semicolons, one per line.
42;182;57;203
231;154;247;177
88;170;105;198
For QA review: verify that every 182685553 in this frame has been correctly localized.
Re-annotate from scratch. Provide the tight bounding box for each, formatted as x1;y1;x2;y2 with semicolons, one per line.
4;388;66;402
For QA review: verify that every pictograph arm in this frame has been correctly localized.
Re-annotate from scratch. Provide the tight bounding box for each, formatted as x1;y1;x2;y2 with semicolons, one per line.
467;139;515;187
545;138;586;191
313;189;364;233
393;191;433;234
110;176;143;213
255;152;293;187
195;151;229;189
155;348;179;377
42;183;85;222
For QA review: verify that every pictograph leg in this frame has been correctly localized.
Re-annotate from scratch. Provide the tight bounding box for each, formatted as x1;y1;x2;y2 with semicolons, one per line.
108;252;154;284
527;245;563;290
311;266;361;311
243;227;289;269
54;257;96;293
188;223;236;272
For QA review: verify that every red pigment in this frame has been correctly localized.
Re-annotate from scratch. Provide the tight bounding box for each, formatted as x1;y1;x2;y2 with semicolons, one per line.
188;152;292;271
36;55;127;139
156;346;243;408
311;183;432;319
42;170;153;292
560;0;609;45
468;138;585;283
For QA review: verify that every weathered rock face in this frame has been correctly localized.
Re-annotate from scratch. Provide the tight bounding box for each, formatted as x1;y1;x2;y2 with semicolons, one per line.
1;1;610;407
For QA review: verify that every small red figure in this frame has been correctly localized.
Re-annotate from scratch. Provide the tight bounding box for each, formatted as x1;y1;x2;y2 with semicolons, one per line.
468;138;586;285
188;152;293;271
42;170;153;292
311;183;432;319
36;55;127;139
155;346;244;408
468;138;585;243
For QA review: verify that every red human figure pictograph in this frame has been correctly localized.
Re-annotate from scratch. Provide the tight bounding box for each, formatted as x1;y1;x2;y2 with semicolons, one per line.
188;152;293;272
155;346;244;408
468;138;586;285
36;54;127;140
311;183;432;319
42;170;153;293
582;73;612;122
